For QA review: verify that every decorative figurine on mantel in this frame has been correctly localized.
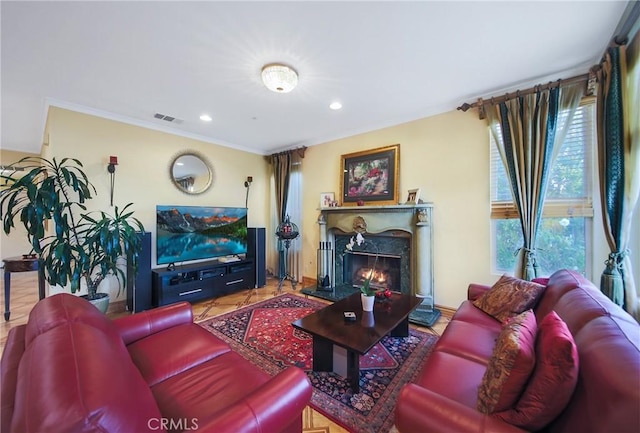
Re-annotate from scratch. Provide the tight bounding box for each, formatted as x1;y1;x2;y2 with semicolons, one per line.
352;216;368;234
417;208;429;223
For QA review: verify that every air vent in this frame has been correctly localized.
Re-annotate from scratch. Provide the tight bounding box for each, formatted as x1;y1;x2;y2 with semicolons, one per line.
153;112;183;124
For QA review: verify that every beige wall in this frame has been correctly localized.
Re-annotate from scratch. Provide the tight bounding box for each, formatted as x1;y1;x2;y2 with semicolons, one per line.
301;108;636;308
5;106;492;308
2;107;270;300
44;107;270;258
1;149;41;260
302;110;494;308
4;105;633;309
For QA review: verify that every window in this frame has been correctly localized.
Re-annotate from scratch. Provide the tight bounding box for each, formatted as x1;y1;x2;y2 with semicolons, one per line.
285;160;303;282
490;98;595;276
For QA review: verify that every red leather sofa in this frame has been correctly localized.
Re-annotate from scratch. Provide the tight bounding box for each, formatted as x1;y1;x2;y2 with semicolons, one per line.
395;269;640;433
1;293;312;433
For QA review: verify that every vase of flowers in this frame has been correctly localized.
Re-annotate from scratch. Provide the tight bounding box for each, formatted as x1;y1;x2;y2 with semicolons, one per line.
346;232;378;311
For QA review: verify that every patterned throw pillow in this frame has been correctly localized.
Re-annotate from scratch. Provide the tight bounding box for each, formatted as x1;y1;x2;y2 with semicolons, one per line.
477;309;537;414
473;275;545;322
494;311;579;430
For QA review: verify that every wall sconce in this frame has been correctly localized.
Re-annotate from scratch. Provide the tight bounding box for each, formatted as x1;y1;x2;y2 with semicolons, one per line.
244;176;253;208
107;156;118;206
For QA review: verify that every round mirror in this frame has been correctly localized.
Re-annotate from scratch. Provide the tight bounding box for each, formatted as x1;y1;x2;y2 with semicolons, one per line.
170;152;213;194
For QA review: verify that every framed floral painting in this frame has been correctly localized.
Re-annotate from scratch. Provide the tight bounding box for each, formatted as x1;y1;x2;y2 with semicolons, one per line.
341;144;399;206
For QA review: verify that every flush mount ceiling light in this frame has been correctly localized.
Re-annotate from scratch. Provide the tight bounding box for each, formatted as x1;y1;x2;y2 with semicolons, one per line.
261;63;298;93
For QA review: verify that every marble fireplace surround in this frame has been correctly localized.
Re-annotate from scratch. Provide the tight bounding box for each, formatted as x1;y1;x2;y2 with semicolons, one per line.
335;233;410;293
317;204;434;310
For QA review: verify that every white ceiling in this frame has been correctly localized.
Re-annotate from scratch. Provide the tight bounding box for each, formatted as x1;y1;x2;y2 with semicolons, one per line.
1;1;629;156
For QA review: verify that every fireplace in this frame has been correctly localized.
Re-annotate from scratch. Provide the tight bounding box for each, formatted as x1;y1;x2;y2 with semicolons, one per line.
335;232;411;294
318;203;434;310
304;204;439;326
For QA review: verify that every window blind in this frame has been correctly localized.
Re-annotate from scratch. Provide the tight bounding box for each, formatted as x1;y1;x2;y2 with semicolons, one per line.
490;98;595;219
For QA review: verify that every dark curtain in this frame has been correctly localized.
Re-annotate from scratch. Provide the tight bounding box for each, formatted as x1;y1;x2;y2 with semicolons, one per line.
270;152;291;278
270;152;292;224
596;33;640;317
269;148;305;280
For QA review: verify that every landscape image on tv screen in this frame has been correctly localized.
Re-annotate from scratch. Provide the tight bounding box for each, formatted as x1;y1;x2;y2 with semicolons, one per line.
156;205;248;265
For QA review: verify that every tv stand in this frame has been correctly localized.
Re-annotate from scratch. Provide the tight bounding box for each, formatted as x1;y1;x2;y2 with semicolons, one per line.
152;258;255;307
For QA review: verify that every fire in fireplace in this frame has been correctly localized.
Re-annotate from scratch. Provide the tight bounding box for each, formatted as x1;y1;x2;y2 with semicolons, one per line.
353;267;392;289
348;252;401;291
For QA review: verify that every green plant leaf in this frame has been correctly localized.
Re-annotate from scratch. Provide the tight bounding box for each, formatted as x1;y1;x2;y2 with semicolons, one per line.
1;156;145;298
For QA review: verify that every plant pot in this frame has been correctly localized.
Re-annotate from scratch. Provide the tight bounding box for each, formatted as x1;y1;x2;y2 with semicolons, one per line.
81;292;110;314
361;293;375;312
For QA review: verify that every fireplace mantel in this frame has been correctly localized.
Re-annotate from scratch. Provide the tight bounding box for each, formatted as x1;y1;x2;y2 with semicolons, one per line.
317;203;434;310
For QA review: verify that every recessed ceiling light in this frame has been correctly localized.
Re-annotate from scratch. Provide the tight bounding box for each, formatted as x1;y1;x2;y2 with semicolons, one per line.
329;102;342;110
200;114;212;122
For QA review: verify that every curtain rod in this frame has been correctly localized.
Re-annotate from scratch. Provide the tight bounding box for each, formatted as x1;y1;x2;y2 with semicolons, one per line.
457;72;594;120
268;146;307;159
612;1;640;45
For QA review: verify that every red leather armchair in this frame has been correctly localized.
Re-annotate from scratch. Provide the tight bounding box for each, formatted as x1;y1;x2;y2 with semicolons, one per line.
1;294;312;433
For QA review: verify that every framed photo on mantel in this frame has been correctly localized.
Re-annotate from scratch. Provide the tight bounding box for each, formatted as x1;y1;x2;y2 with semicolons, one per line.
341;144;400;206
320;192;335;208
405;188;421;205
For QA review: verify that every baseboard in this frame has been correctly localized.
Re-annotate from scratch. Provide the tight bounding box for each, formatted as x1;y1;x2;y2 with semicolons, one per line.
436;304;456;319
107;299;126;315
302;276;316;288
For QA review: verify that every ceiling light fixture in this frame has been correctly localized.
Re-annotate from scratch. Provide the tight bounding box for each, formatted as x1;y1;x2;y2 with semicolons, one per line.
329;102;342;110
200;114;212;122
261;63;298;93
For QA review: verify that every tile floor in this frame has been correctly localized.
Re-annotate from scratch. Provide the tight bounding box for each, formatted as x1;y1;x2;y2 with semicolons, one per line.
1;271;452;433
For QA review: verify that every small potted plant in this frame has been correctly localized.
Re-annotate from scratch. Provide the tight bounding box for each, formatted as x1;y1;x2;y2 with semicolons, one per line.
1;156;144;312
346;232;378;311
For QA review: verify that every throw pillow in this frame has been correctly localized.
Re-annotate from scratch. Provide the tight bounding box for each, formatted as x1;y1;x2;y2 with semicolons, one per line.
473;275;545;322
494;311;579;430
477;309;537;414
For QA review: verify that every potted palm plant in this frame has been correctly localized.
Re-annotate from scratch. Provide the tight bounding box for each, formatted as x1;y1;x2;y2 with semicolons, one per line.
0;156;144;312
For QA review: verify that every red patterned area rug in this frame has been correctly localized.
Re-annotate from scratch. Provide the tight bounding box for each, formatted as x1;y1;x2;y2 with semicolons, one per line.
198;294;438;433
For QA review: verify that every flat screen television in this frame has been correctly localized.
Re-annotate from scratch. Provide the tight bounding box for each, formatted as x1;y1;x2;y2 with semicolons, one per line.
156;205;248;265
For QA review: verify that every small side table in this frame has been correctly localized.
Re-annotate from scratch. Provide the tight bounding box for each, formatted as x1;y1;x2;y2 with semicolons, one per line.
3;256;45;321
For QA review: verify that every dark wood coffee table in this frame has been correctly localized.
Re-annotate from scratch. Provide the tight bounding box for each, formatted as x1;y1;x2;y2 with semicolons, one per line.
292;291;421;392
